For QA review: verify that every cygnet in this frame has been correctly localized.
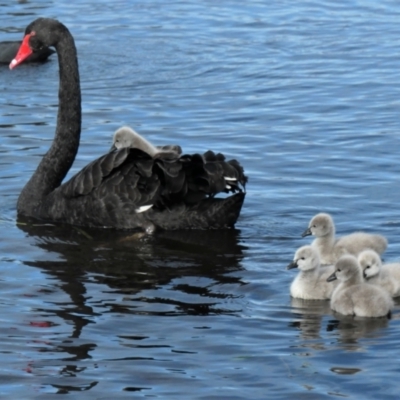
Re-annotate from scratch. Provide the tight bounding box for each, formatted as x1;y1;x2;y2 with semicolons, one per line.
287;245;337;300
358;249;400;297
111;126;182;158
327;255;393;318
302;213;387;265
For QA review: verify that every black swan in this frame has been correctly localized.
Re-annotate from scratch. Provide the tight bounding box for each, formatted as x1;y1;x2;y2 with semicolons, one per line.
0;40;53;64
111;126;182;158
10;18;247;232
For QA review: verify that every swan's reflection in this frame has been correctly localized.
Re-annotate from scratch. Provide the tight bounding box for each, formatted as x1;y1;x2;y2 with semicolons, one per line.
17;217;246;335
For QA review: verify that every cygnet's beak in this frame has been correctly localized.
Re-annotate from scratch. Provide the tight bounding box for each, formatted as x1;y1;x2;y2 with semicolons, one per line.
327;272;337;282
110;144;117;152
301;227;312;237
286;260;298;270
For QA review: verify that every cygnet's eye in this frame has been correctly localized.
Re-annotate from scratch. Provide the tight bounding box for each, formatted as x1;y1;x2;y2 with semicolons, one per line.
116;139;119;143
365;265;370;269
300;257;305;260
337;268;341;272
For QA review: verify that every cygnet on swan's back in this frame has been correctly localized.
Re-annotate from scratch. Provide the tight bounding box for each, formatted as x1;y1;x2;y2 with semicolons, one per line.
111;126;182;159
327;255;393;318
287;245;337;300
302;213;387;265
358;249;400;297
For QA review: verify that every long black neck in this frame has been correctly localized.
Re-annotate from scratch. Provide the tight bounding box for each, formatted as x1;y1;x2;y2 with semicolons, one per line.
17;28;81;216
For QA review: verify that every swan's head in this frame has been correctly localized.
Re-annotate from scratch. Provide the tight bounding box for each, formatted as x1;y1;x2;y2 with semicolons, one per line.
358;249;382;280
302;213;334;238
111;126;143;151
327;255;362;283
10;18;66;69
287;245;320;271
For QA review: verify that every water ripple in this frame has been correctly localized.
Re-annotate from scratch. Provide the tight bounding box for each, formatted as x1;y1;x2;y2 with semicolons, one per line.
1;0;400;398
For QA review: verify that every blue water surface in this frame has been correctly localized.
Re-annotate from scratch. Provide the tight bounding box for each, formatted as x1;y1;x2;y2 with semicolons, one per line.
1;0;400;398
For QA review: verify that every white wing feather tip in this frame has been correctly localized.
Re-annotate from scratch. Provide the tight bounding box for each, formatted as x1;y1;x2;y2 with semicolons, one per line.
135;204;153;213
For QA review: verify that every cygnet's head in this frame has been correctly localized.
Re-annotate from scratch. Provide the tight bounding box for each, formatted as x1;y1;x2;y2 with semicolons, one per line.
327;255;362;283
287;245;320;271
302;213;335;238
110;126;179;159
358;249;382;280
111;126;142;150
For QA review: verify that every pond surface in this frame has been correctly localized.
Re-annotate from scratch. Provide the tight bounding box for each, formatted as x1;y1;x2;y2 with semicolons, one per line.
1;0;400;398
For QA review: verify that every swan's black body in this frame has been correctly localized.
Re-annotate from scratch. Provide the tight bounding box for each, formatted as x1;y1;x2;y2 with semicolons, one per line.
12;18;247;231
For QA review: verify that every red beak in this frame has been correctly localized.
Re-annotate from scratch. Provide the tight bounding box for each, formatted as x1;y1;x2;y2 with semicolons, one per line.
9;33;33;70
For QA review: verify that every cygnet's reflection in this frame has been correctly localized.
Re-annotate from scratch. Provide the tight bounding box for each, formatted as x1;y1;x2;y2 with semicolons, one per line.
289;296;391;349
289;297;331;341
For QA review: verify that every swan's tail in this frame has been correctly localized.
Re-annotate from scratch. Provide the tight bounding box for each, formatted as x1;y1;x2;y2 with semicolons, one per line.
187;192;246;229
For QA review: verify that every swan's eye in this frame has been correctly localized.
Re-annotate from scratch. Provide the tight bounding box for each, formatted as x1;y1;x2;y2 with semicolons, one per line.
29;35;44;51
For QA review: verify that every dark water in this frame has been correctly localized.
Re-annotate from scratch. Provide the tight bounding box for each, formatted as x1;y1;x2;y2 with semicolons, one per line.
1;0;400;398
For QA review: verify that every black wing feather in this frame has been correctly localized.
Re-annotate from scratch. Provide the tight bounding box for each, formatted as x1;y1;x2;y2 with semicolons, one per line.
57;146;246;214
